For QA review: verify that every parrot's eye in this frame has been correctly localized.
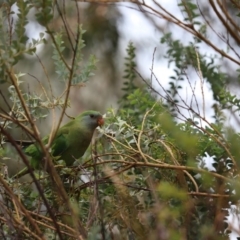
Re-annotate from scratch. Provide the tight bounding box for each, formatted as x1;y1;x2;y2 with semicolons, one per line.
89;114;94;118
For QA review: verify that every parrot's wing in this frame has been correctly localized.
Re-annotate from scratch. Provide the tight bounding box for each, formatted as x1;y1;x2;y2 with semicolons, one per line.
25;127;71;161
51;127;70;157
25;143;41;159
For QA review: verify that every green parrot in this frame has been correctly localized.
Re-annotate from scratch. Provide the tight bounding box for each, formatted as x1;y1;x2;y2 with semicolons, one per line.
12;110;104;179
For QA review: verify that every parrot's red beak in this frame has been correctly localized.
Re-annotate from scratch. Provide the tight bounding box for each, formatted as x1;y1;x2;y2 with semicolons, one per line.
97;117;104;127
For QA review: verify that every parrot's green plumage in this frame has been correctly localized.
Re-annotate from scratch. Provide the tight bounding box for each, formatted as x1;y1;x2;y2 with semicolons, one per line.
13;110;104;179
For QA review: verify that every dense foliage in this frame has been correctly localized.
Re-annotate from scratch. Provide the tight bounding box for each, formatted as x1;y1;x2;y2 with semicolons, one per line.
0;1;239;240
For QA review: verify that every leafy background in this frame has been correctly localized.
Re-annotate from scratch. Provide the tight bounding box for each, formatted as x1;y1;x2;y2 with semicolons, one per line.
0;1;240;239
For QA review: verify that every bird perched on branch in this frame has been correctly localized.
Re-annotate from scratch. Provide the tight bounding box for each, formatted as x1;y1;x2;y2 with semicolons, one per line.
12;110;104;179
